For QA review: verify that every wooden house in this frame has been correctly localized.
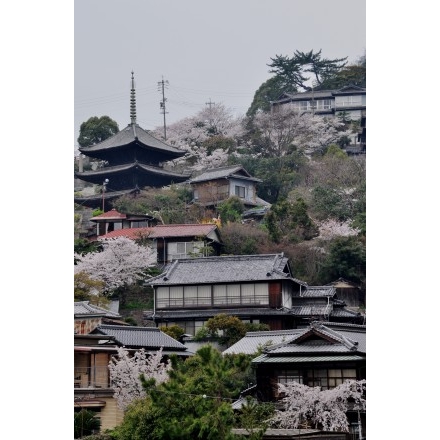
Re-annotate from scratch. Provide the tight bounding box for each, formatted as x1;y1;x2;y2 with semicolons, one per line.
188;165;269;209
74;302;192;433
225;321;366;438
145;254;363;335
88;208;159;237
98;223;223;264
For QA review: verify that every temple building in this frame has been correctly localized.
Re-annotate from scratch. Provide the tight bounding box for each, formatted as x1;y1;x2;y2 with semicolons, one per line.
74;72;190;209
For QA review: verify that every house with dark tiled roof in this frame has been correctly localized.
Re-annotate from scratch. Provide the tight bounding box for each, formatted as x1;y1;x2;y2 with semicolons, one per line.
226;321;366;438
270;85;366;153
98;222;223;264
74;333;123;431
75;322;193;432
145;254;363;335
188;165;270;209
74;301;126;334
90;324;193;357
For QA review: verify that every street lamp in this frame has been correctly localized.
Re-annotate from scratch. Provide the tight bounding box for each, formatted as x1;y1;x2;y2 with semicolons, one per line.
102;179;109;211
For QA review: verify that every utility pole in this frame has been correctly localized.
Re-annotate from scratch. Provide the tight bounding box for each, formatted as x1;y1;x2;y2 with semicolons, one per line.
158;76;169;140
205;98;216;128
205;98;216;111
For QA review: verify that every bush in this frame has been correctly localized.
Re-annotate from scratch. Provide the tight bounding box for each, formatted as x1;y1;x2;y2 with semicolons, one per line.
74;409;101;438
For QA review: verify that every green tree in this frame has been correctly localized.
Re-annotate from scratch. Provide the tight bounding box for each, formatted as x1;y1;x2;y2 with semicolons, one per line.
266;198;318;243
77;115;119;148
246;76;289;117
160;324;185;341
197;314;247;347
116;345;254;440
320;53;366;89
113;186;192;224
318;236;366;286
268;49;347;90
234;397;275;439
74;238;102;257
74;409;101;438
74;272;108;306
220;223;270;255
217;196;245;224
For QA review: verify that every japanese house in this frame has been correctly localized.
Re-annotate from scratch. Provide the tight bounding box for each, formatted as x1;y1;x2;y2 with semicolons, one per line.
145;254;363;335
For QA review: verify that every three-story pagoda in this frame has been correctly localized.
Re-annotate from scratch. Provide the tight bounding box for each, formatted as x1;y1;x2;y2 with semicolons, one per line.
75;72;190;208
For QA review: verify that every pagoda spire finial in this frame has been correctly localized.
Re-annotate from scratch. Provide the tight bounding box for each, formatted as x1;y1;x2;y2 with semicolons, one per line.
130;71;137;125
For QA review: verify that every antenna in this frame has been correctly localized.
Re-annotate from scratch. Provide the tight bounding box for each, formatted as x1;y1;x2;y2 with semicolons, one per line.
158;76;169;140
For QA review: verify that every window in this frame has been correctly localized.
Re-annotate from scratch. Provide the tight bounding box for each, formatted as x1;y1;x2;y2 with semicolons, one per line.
235;185;246;198
306;368;357;390
176;242;195;258
277;368;357;390
158;283;270;308
316;99;332;110
184;285;211;306
169;286;183;307
335;95;362;107
278;369;303;385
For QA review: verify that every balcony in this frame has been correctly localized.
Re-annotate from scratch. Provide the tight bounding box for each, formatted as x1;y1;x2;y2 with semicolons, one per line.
74;366;111;389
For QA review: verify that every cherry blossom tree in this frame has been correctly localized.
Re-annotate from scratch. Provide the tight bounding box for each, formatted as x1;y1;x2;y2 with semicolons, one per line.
316;219;360;240
152;103;245;172
74;237;156;293
252;106;352;157
108;346;171;410
270;379;366;432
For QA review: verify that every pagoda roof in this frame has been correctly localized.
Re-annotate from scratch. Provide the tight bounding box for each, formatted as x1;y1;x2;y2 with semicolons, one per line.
79;123;186;158
75;161;191;181
74;188;139;206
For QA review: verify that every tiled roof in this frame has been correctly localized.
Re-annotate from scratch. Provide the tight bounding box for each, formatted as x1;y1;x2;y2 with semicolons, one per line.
252;354;365;364
75;162;190;179
290;305;332;316
79;123;186;156
147;254;297;285
149;224;219;239
74;189;138;203
92;324;188;351
223;329;303;355
299;286;336;297
98;227;153;240
98;223;220;241
91;209;127;220
189;165;261;183
267;343;355;354
249;322;366;360
274;90;335;102
74;301;121;318
330;308;361;318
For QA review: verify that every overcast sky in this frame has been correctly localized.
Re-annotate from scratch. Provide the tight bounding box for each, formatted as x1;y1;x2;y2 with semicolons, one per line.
74;0;366;147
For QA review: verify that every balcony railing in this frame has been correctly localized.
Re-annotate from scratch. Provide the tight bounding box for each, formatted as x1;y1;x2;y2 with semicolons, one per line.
74;366;111;389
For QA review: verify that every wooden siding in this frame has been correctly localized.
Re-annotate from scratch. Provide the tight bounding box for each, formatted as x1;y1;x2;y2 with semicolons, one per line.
193;179;230;203
74;317;102;334
269;282;282;308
